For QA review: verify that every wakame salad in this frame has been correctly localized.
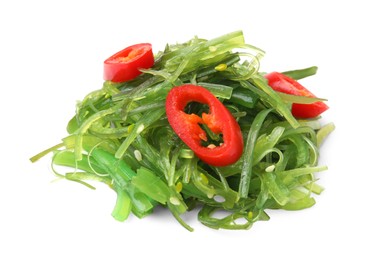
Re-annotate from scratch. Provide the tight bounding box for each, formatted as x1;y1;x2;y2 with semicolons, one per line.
31;31;334;231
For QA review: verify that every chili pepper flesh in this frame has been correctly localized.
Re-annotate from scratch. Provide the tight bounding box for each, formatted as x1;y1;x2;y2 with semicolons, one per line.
103;43;154;83
166;84;243;167
265;71;329;118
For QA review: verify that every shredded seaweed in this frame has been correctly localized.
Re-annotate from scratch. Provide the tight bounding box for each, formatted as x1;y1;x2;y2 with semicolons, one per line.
31;31;334;231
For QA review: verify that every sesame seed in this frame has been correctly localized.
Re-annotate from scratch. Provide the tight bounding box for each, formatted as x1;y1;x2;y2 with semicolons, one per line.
136;124;145;134
213;195;226;203
169;197;181;205
265;164;276;173
176;182;183;193
134;150;142;161
215;63;227;71
207;144;216;149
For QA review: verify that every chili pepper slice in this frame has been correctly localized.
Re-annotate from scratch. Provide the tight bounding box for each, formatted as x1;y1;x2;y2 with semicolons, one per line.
165;84;243;167
265;72;329;118
104;43;154;83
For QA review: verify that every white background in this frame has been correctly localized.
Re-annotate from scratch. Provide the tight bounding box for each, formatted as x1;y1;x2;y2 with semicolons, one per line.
1;0;371;259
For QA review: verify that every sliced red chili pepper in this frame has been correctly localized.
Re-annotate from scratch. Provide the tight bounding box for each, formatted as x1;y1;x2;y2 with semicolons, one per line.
165;84;243;167
265;72;329;118
104;43;154;83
